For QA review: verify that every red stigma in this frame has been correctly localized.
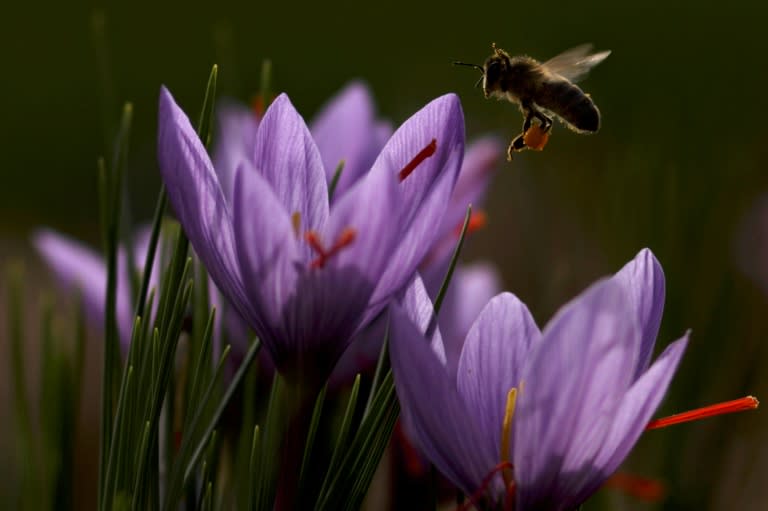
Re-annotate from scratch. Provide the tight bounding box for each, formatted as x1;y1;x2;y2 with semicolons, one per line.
606;472;665;502
456;461;514;511
454;210;488;237
251;93;274;118
645;395;759;431
305;228;357;269
398;139;437;182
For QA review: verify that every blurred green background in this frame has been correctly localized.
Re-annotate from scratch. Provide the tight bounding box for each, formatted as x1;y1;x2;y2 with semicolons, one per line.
2;0;768;509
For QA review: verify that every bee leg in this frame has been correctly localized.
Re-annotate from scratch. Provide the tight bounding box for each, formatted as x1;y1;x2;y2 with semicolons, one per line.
533;110;553;132
507;134;527;160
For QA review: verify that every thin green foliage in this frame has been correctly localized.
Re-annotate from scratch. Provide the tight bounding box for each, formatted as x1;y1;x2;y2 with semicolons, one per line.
298;384;328;500
328;160;345;201
247;425;261;510
317;375;361;500
254;373;284;511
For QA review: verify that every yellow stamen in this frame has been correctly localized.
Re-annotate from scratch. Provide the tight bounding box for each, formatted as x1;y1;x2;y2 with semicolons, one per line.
500;387;518;465
291;212;301;238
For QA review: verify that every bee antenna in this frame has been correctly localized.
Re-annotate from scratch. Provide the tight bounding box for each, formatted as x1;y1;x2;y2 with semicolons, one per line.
452;61;485;74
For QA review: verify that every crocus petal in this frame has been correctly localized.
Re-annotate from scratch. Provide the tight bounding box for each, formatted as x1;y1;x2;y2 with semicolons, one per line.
433;262;502;373
233;159;299;361
613;248;665;378
390;303;495;496
157;86;250;321
438;135;502;241
212;99;259;203
364;94;465;318
33;229;134;347
457;292;540;459
252;94;329;236
310;81;382;196
588;335;688;483
514;279;641;509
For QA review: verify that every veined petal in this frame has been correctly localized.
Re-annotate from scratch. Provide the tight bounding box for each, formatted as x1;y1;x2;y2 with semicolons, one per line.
212;99;259;204
32;229;133;348
232;159;299;361
389;303;495;496
613;248;665;379
457;292;540;459
514;279;641;509
433;262;502;374
364;94;465;318
252;94;329;233
438;135;502;241
310;81;384;196
157;86;250;319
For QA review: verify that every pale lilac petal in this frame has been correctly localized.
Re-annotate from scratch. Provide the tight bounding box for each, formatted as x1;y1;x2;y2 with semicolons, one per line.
310;81;382;195
613;248;665;378
212;99;259;203
364;94;465;318
32;229;133;348
232;160;299;361
252;94;329;234
435;262;503;373
389;303;495;496
321;141;401;287
514;279;641;508
457;292;540;460
157;86;251;322
437;136;502;241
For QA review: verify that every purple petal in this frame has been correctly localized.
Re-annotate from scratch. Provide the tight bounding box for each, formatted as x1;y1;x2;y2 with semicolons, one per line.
456;292;540;461
212;99;259;204
310;81;384;196
389;302;496;496
157;86;251;323
232;159;299;360
613;248;665;378
32;229;133;348
435;262;503;373
514;278;641;509
364;94;465;319
252;94;329;234
437;136;502;243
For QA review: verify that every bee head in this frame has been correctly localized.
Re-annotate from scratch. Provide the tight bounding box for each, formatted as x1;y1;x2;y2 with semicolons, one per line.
482;45;511;98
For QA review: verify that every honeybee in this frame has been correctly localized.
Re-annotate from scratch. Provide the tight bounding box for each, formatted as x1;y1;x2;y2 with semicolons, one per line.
456;43;610;160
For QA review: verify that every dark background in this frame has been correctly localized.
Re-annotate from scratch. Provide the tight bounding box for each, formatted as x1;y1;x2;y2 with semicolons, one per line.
2;1;767;509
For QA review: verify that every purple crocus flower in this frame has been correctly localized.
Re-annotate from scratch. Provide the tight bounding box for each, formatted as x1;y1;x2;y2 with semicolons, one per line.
32;228;146;347
157;86;464;383
390;249;689;510
33;227;250;354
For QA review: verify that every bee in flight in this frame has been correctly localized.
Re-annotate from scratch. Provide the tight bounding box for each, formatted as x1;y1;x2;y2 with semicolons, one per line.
456;43;610;160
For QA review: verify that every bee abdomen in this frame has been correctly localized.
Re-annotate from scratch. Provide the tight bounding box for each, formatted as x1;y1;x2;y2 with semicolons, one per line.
539;80;600;133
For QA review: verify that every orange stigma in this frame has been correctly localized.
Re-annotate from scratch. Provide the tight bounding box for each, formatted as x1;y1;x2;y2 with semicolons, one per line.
454;209;488;237
251;94;271;118
456;461;515;511
305;228;357;269
645;396;759;431
606;472;665;502
398;139;437;182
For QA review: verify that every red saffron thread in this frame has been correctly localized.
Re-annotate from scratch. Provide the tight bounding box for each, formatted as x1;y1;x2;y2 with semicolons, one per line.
398;139;437;182
456;461;514;511
645;395;759;430
606;472;665;502
305;228;357;269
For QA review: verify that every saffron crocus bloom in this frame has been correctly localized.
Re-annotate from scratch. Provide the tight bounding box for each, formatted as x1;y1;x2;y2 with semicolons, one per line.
390;249;689;510
32;229;147;347
158;87;464;383
33;228;250;353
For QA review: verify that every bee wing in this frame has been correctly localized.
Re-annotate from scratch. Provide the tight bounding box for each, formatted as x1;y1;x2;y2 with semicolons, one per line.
542;44;611;83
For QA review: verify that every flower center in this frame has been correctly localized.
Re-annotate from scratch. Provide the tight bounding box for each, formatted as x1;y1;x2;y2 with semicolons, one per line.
304;228;357;269
398;139;437;182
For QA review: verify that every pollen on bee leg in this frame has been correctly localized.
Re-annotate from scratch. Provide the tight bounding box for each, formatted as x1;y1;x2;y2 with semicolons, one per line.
305;227;358;269
523;123;550;151
398;139;437;182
